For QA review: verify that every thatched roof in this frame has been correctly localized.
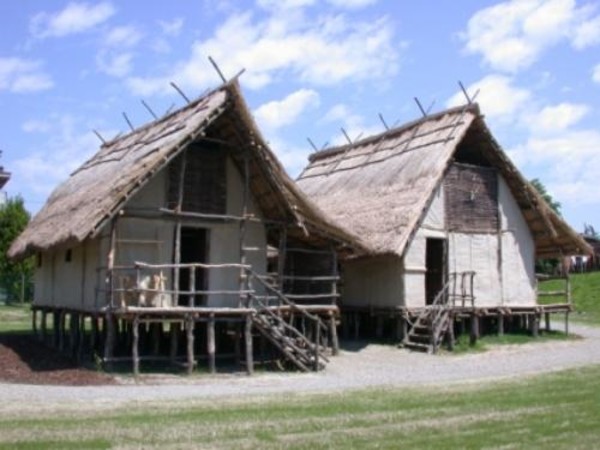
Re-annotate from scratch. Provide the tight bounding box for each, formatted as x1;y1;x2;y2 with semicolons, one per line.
9;80;366;259
297;103;591;259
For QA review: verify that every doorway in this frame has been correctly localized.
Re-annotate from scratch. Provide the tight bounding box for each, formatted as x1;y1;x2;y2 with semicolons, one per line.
178;227;208;305
425;238;446;305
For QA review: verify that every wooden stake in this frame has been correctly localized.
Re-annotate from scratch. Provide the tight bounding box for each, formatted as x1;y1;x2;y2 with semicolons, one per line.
32;309;38;339
133;315;140;377
329;314;339;356
544;312;551;332
186;315;195;375
104;312;115;370
41;310;47;343
245;314;254;375
498;314;504;337
207;313;216;374
470;313;479;346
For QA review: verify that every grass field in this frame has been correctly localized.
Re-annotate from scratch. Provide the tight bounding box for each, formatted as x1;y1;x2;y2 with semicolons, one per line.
539;271;600;325
0;364;598;449
0;303;30;332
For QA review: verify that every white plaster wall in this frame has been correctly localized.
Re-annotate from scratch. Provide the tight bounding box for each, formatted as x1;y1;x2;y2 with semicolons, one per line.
448;232;500;307
341;255;403;308
498;177;536;305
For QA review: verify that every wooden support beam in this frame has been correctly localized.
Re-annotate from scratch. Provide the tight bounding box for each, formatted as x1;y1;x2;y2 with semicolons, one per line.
544;312;551;332
498;314;504;337
207;313;216;374
530;313;540;337
104;312;115;370
40;310;47;343
58;310;66;352
329;313;339;356
32;309;38;339
186;315;195;375
245;314;254;375
132;315;140;377
470;313;479;346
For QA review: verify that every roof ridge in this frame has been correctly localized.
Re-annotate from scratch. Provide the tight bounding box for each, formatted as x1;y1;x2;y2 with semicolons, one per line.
308;102;479;163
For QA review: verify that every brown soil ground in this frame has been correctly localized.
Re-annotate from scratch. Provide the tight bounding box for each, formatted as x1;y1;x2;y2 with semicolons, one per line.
0;333;116;385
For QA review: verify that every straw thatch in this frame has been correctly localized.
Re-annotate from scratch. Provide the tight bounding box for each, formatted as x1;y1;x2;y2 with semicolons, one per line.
9;80;366;260
297;103;590;259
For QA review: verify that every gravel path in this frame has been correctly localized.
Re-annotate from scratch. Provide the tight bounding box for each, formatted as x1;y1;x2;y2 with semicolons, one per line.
1;322;599;412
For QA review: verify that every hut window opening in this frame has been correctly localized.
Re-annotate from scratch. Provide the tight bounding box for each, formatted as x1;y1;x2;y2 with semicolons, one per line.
167;144;226;214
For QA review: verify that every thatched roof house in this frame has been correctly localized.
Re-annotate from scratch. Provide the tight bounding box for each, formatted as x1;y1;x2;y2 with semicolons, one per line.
297;102;590;312
10;79;365;314
10;80;363;262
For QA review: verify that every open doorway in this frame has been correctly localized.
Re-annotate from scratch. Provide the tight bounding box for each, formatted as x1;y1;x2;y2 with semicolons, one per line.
425;238;446;305
178;227;208;305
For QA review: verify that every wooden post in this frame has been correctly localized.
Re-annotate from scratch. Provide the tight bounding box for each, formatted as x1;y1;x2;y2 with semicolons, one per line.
446;314;455;351
90;316;98;358
565;311;570;335
314;320;320;371
169;322;180;362
32;308;38;339
329;313;339;356
470;312;479;346
544;312;551;332
132;315;140;377
186;315;195;375
245;314;254;375
331;247;338;306
531;313;540;337
151;323;161;356
104;312;115;370
207;314;216;374
40;310;47;343
402;315;408;342
69;312;78;356
498;314;504;337
58;310;66;352
174;151;187;307
277;227;287;295
77;315;86;362
53;310;60;348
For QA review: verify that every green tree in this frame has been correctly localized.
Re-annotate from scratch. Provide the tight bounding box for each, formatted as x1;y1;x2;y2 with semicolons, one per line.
530;178;562;216
0;196;33;302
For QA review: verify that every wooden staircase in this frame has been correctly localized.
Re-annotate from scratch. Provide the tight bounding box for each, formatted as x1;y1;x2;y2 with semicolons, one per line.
247;270;330;372
403;271;475;354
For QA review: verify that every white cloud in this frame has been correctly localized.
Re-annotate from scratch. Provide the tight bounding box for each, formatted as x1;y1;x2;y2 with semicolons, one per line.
158;18;184;37
446;74;531;120
0;57;53;93
30;2;115;38
462;0;600;72
593;63;600;83
104;25;143;48
522;102;589;133
322;103;382;145
509;130;600;205
327;0;377;9
96;51;133;77
127;10;400;96
22;120;51;133
12;115;111;200
257;0;316;10
254;89;320;130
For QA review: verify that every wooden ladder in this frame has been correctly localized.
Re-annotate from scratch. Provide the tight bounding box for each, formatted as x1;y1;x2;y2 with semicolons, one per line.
247;271;330;372
403;271;475;354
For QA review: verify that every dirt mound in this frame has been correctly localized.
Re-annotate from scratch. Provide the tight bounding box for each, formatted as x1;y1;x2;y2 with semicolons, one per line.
0;333;115;385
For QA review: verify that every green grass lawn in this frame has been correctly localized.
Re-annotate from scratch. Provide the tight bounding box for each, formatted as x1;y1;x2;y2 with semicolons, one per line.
0;303;30;332
539;271;600;325
0;364;599;449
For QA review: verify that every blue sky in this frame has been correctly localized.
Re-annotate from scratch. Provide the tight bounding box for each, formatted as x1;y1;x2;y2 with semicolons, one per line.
1;0;600;233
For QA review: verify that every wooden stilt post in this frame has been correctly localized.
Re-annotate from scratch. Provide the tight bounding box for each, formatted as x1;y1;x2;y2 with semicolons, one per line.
170;322;180;363
69;312;77;356
104;312;115;370
53;310;60;348
446;314;455;351
530;313;540;337
77;315;85;363
58;310;66;352
498;314;504;337
245;314;254;375
329;313;339;356
544;312;551;332
151;323;161;356
207;314;216;374
32;308;38;339
90;316;98;358
132;315;140;377
186;315;195;375
402;315;408;342
41;310;47;343
565;311;570;335
470;312;479;346
314;321;320;371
